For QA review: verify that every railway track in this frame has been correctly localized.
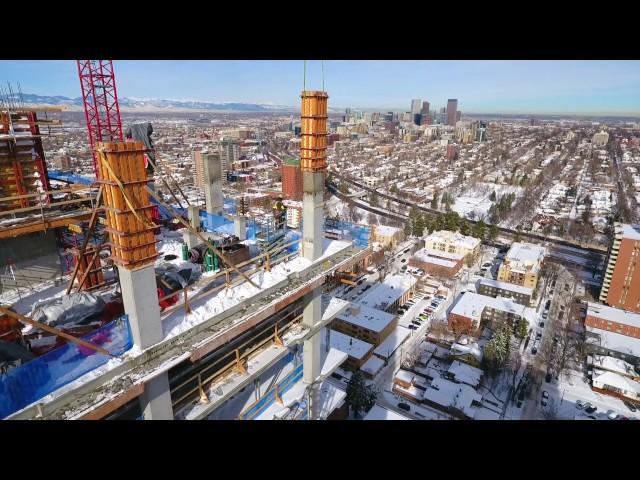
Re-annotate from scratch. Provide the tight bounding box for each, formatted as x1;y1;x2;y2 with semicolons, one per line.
329;172;609;255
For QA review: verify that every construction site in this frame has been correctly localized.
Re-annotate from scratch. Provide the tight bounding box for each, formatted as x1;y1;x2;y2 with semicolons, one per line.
0;61;372;420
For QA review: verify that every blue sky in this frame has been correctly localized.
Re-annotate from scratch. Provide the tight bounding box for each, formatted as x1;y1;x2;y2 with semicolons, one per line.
1;60;639;115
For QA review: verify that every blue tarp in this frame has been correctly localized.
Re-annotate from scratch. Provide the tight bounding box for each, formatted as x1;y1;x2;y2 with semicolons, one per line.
0;315;133;419
48;170;95;186
324;219;371;248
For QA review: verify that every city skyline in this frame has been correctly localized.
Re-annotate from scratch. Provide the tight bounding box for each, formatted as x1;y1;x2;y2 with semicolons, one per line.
1;60;640;116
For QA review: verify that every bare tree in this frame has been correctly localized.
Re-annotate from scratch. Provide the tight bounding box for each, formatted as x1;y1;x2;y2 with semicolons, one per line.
540;397;559;420
509;350;523;392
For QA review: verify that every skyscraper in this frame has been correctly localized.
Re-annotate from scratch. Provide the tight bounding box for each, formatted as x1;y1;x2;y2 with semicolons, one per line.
411;99;421;117
600;223;640;312
421;101;430;117
447;99;458;126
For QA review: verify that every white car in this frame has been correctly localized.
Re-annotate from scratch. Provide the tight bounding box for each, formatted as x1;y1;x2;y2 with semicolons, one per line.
607;410;620;420
575;400;586;410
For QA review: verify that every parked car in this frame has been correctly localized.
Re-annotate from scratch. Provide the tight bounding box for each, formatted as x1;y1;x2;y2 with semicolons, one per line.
607;410;620;420
623;400;637;412
536;332;542;340
542;391;549;400
539;321;545;328
411;320;421;326
401;259;407;263
531;346;538;355
408;325;417;330
585;405;597;414
575;400;586;410
517;400;523;408
397;402;411;412
482;262;492;268
586;415;597;420
401;265;408;271
545;372;552;383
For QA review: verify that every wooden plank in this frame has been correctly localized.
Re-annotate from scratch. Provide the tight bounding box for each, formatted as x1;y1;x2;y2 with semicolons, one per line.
78;382;145;420
0;307;113;357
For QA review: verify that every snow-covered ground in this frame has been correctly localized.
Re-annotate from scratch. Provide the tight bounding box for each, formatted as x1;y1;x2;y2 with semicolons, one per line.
453;183;522;220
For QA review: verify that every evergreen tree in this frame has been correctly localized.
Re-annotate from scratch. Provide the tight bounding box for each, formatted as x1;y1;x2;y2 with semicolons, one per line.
489;190;497;201
488;224;499;241
413;215;426;237
403;220;412;237
515;318;528;339
370;192;379;207
472;219;487;240
345;371;377;418
431;192;439;210
459;219;471;236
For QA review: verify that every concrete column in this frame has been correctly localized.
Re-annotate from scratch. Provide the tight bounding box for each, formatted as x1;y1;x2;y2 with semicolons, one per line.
302;171;325;261
119;265;162;350
183;205;200;249
234;216;247;241
139;372;173;420
302;290;322;383
203;152;223;215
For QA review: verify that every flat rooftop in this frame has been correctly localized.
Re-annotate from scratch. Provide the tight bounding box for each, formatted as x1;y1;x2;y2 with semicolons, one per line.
505;242;547;266
363;404;409;420
621;224;640;240
336;303;396;334
425;230;480;250
325;328;374;361
587;302;640;329
373;326;412;359
479;278;533;296
450;292;526;321
359;273;417;311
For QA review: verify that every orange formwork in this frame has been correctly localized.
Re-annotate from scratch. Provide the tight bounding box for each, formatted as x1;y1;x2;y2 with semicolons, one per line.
71;244;105;290
300;90;328;172
96;141;158;269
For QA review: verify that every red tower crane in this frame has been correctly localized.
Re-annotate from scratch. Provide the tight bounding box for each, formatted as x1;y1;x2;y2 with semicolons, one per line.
77;60;124;177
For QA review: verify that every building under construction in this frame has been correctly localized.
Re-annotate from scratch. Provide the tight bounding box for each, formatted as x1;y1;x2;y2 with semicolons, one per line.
0;67;372;420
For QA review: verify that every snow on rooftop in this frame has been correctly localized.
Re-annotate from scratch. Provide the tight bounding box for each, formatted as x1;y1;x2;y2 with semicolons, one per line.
325;328;374;361
360;355;385;377
479;278;533;296
422;377;482;418
592;370;640;396
621;224;640;240
587;302;640;329
505;242;547;266
592;355;638;377
373;326;412;359
447;360;483;387
363;404;410;420
413;247;464;262
425;230;481;250
374;225;401;237
336;303;396;333
359;274;417;311
450;292;527;322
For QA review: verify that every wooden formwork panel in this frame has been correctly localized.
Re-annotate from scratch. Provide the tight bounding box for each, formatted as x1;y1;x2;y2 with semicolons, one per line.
300;91;328;172
0;111;50;212
97;141;157;269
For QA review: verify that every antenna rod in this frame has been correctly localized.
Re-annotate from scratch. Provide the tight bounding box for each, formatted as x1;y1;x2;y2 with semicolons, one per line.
303;60;307;92
322;61;325;92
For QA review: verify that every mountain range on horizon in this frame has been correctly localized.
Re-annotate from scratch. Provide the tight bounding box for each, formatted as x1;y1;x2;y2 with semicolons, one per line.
2;93;639;120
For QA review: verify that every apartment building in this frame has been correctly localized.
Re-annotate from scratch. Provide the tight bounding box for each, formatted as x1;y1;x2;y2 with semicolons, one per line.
584;302;640;367
497;242;546;290
424;230;481;263
448;292;528;333
477;278;533;306
331;303;397;347
599;223;640;313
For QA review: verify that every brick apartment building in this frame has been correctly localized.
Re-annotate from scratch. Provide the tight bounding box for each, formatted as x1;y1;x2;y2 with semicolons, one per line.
600;223;640;313
281;157;302;201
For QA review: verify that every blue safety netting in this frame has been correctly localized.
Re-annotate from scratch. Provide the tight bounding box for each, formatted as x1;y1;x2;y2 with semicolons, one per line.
240;354;302;420
284;230;301;253
0;315;133;419
199;210;234;233
223;198;236;215
324;219;371;248
48;170;95;186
